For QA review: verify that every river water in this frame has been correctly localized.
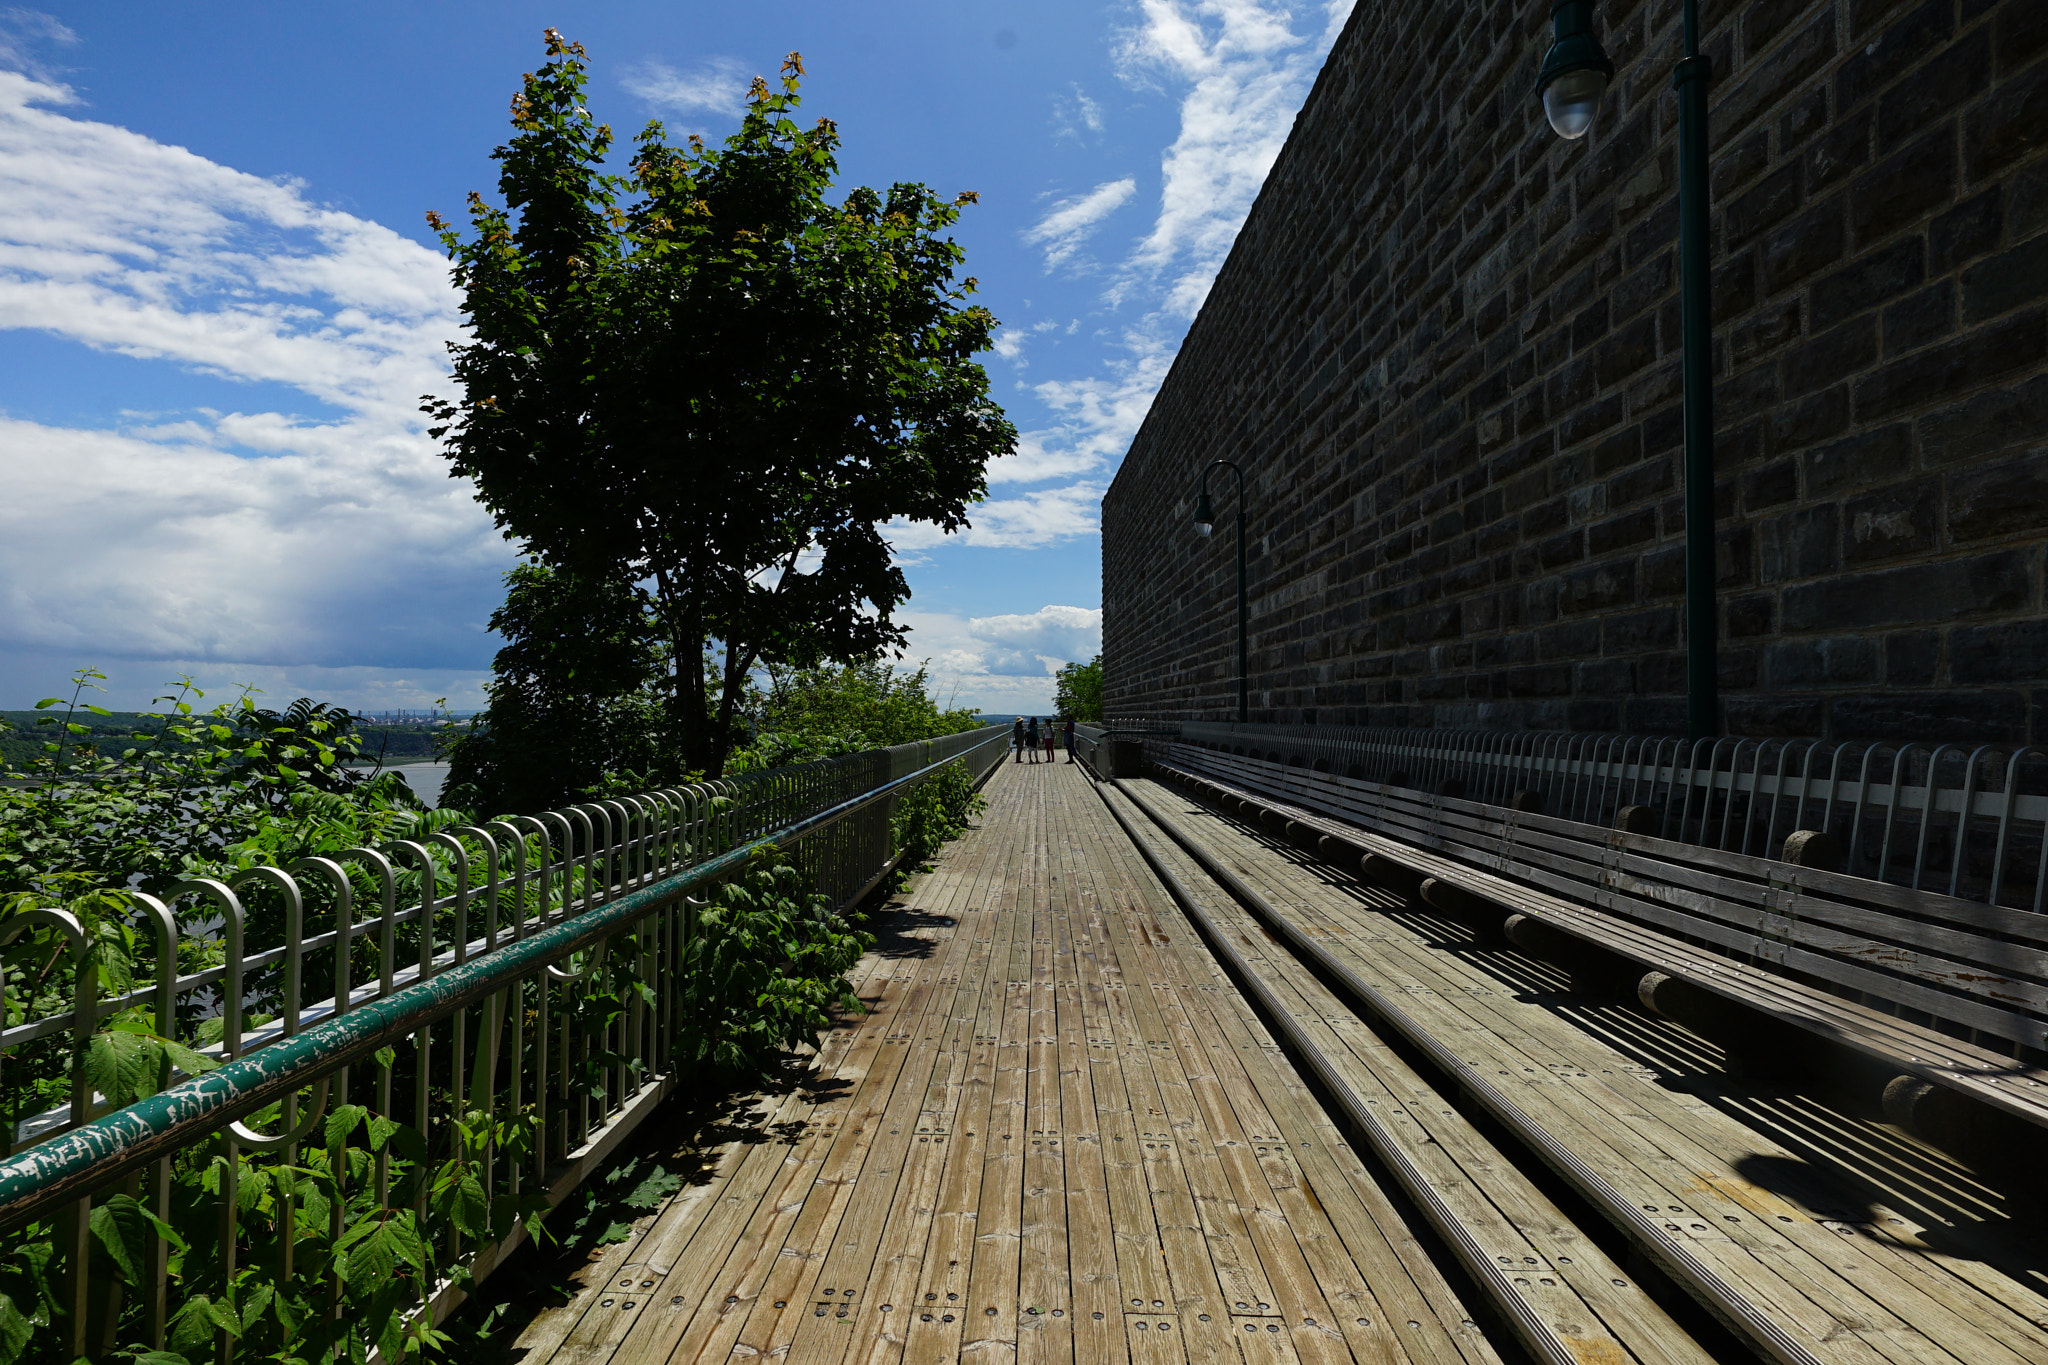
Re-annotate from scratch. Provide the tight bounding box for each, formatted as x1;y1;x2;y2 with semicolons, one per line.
387;761;450;808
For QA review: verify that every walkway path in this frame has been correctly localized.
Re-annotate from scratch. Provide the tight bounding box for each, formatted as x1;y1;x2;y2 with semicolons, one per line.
507;760;1508;1365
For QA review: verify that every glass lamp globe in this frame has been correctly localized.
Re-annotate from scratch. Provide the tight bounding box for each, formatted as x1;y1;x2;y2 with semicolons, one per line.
1543;67;1608;140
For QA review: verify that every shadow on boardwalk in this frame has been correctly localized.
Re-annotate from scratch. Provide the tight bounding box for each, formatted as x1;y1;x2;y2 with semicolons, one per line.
448;845;983;1362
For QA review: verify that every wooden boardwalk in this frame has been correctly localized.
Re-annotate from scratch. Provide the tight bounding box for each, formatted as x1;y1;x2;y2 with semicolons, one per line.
508;760;1510;1365
500;757;2048;1365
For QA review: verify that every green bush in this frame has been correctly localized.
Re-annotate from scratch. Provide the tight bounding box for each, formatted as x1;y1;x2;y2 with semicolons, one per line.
891;760;986;874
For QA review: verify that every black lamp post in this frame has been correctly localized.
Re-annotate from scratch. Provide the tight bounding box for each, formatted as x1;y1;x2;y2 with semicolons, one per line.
1537;0;1717;743
1192;459;1249;723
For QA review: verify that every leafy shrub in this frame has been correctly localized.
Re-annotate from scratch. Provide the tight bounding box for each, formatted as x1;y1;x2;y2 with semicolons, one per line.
890;760;985;874
677;854;871;1075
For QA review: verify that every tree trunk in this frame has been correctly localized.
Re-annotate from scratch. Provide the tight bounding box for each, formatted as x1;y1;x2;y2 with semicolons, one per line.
657;568;712;777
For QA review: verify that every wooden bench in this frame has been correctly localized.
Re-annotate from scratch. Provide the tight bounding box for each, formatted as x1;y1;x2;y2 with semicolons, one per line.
1144;740;2048;1200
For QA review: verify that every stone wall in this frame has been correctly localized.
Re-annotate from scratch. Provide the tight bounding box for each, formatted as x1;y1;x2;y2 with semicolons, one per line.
1101;0;2048;741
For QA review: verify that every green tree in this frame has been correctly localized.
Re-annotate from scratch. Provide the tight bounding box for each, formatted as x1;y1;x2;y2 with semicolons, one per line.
1054;654;1103;722
441;562;672;814
727;659;981;773
427;33;1014;778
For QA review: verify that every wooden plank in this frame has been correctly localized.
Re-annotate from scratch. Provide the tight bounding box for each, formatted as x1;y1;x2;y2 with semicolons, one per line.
1088;802;1437;1365
1100;783;1713;1365
899;768;1033;1365
1018;772;1075;1365
1050;807;1135;1365
635;771;1017;1365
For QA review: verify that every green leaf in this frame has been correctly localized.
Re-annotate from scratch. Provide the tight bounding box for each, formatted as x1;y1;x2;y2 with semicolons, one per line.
325;1103;369;1149
84;1030;155;1110
205;1295;243;1337
366;1115;401;1152
161;1039;218;1079
0;1293;34;1365
169;1296;230;1357
336;1221;396;1298
88;1194;155;1285
450;1169;489;1238
383;1209;427;1269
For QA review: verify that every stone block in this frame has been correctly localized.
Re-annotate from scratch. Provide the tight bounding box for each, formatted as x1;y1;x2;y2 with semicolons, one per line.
1885;629;1939;685
1851;130;1956;249
1853;310;2048;422
1960;231;2048;325
1919;373;2048;465
1844;480;1940;562
1766;637;1881;688
1881;281;1955;356
1760;503;1842;582
1780;551;2031;630
1964;56;2048;181
1810;236;1925;332
1950;619;2048;683
1929;188;2004;273
1949;451;2048;541
1831;689;2030;741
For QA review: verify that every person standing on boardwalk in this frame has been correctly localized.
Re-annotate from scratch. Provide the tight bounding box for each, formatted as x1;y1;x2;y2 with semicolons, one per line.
1042;719;1055;762
1025;716;1040;762
1063;716;1076;763
1012;715;1026;762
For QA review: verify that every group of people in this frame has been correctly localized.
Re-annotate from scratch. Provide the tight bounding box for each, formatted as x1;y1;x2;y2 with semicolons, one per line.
1012;714;1075;763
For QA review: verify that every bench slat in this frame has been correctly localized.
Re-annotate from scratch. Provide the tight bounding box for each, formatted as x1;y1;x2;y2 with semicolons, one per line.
1176;749;2048;1021
1191;749;2048;947
1158;752;2048;1128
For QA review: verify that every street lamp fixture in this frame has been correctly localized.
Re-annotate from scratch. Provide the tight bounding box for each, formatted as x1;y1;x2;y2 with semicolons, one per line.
1536;2;1614;139
1536;0;1718;743
1192;460;1248;723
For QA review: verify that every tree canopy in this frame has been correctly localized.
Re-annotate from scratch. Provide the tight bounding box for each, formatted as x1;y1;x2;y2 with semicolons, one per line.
1054;654;1104;722
427;32;1014;778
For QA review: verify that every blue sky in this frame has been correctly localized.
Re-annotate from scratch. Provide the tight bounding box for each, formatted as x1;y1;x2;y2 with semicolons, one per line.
0;1;1350;714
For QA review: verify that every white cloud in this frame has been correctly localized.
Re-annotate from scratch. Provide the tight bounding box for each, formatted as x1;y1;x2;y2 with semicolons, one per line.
1119;0;1351;318
886;483;1100;551
0;71;459;426
1010;0;1352;485
0;417;504;665
0;70;509;699
895;604;1102;714
1023;176;1136;271
619;56;752;118
0;8;75;83
1054;84;1106;140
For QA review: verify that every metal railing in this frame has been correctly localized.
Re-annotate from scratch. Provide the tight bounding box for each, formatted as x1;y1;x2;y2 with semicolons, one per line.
0;724;1007;1360
1141;721;2048;912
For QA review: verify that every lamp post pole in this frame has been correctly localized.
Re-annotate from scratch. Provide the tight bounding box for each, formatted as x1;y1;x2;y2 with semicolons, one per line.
1673;1;1717;744
1192;459;1249;723
1538;0;1717;742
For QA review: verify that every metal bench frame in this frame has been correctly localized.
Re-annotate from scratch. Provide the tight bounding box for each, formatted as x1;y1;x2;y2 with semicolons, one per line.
1149;742;2048;1150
